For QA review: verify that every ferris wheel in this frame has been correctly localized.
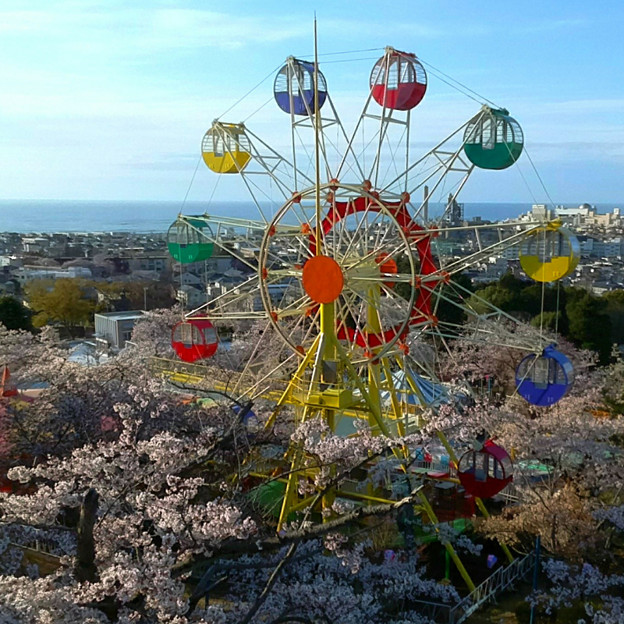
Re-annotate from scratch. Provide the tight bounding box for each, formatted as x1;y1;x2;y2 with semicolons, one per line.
167;47;578;406
164;45;580;586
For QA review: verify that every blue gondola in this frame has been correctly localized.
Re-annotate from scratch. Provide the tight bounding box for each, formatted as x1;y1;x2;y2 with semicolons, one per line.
516;345;574;406
274;58;327;115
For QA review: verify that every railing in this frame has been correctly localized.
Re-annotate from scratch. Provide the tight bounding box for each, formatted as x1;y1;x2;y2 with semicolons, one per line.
449;550;535;623
413;550;535;624
495;482;522;504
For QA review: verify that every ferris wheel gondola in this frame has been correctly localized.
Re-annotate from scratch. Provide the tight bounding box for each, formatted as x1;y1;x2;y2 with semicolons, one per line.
463;107;524;170
519;223;580;283
274;57;328;115
167;217;214;264
457;438;513;499
201;123;251;174
370;48;427;111
515;345;575;407
171;316;218;363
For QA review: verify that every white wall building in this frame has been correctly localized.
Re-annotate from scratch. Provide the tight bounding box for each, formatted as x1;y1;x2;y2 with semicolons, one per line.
94;310;144;350
13;265;92;286
176;285;207;309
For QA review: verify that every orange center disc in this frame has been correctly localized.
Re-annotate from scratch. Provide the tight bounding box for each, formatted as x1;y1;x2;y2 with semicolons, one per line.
302;255;344;304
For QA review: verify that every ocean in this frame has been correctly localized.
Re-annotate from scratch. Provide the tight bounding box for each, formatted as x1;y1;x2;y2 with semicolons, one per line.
0;199;618;234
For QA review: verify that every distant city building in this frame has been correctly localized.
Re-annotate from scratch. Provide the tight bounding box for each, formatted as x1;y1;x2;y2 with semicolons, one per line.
555;203;595;218
521;203;624;234
0;256;16;267
13;265;92;286
501;245;520;260
433;240;465;255
21;237;48;254
126;253;170;274
176;284;207;309
531;204;553;220
580;236;624;258
444;193;464;226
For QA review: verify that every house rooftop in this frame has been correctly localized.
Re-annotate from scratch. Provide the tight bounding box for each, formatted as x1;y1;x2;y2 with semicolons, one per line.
94;310;144;321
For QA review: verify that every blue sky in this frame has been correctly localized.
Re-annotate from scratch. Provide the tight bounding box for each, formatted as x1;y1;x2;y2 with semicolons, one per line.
1;0;623;207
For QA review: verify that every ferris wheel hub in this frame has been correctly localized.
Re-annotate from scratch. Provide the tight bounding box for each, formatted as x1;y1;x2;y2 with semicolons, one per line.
302;255;344;304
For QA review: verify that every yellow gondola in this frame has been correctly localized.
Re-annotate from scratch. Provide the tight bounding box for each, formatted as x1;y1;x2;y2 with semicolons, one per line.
201;122;251;174
519;222;580;283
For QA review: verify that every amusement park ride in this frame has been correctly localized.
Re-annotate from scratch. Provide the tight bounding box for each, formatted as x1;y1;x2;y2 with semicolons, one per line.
163;46;580;589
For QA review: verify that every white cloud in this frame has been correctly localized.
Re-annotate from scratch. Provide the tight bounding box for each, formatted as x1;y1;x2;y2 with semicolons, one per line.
0;3;457;58
1;1;621;202
0;5;314;55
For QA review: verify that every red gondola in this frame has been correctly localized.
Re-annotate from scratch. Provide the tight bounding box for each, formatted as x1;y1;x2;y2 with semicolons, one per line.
171;317;218;363
370;48;427;111
457;439;513;499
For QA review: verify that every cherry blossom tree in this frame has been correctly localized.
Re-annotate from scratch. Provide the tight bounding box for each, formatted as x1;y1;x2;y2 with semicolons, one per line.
437;318;596;388
2;313;623;623
0;325;462;624
0;323;211;462
530;558;624;624
127;306;183;359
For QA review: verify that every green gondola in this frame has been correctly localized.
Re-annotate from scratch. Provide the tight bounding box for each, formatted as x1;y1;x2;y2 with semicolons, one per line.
463;107;523;170
167;217;214;264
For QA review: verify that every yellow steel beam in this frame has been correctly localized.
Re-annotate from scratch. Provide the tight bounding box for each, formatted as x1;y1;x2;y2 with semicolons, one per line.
418;490;476;592
265;333;321;430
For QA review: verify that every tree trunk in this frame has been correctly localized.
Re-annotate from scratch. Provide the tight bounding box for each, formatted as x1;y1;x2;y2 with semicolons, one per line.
75;488;99;582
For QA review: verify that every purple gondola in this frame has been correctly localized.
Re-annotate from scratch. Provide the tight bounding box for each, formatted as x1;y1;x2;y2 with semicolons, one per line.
274;58;327;116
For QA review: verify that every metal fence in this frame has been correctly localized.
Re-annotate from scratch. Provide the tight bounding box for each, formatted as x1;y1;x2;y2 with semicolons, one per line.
413;549;535;623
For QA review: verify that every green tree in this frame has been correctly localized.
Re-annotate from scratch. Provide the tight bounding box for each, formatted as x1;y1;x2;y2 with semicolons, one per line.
25;278;95;337
0;296;32;331
565;288;612;364
603;289;624;345
469;282;516;315
435;272;473;327
95;280;175;311
470;274;526;315
518;283;561;317
472;273;573;337
471;274;563;319
530;310;563;333
393;253;414;302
